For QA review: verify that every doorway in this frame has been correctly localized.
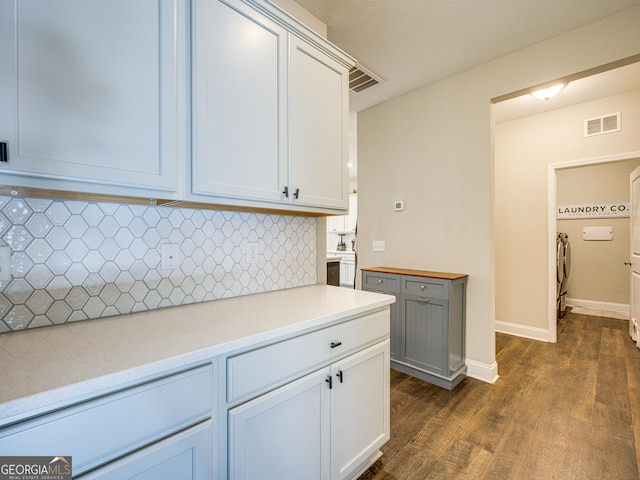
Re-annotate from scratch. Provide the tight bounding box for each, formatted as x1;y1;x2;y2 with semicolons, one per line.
549;155;640;342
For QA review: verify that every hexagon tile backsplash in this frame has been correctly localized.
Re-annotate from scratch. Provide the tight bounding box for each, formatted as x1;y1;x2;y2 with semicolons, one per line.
0;196;317;332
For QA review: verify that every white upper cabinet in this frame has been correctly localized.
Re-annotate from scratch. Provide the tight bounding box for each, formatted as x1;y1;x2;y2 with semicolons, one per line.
0;0;186;200
190;0;355;214
289;37;349;210
191;0;288;204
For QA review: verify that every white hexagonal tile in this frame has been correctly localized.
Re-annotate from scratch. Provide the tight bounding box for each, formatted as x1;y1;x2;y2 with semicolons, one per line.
45;202;71;225
83;227;106;250
81;204;104;226
83;296;106;318
47;276;73;300
24;197;52;212
0;213;11;238
99;284;121;305
4;199;32;224
26;290;54;315
142;228;161;249
114;205;134;226
66;286;89;310
115;293;135;313
65;263;90;285
25;238;53;263
99;261;120;284
143;207;161;228
64;215;89;238
26;264;54;289
3;226;33;251
97;202;119;216
47;300;72;324
47;226;72;250
115;271;135;293
47;251;72;275
143;289;162;309
156;278;174;298
129;259;149;281
65;239;90;262
65;200;88;215
130;280;149;301
155;218;173;238
98;216;120;237
4;305;34;330
83;273;104;295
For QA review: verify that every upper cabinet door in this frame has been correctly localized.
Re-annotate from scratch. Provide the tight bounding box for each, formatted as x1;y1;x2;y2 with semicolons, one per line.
191;0;288;203
0;0;185;199
289;36;349;210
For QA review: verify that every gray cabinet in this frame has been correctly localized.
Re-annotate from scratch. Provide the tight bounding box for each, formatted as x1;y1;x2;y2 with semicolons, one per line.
362;267;467;390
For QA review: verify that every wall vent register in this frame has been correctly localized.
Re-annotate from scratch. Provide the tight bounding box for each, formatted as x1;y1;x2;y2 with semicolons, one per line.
584;112;620;137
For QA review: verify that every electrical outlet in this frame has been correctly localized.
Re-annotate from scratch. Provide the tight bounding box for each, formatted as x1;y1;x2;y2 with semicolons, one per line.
0;246;11;281
247;242;259;264
373;240;385;252
161;244;180;269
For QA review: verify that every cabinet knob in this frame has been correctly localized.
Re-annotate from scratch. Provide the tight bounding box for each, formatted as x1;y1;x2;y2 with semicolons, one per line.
377;279;383;285
420;285;425;291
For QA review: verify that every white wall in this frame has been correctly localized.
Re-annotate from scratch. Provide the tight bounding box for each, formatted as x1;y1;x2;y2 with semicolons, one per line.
357;6;640;383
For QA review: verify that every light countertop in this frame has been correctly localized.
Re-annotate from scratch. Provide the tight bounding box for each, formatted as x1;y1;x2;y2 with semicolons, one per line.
0;285;393;424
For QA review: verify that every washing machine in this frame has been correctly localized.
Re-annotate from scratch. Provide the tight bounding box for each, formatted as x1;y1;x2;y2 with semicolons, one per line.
556;233;571;319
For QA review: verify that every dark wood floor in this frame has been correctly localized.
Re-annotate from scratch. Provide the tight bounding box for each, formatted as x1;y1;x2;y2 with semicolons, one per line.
358;311;640;480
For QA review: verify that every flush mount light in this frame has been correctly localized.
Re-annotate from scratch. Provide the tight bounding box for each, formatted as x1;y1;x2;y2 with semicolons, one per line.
531;83;566;100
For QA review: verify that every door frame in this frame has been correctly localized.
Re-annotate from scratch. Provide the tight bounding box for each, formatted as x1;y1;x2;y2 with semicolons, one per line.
548;150;640;342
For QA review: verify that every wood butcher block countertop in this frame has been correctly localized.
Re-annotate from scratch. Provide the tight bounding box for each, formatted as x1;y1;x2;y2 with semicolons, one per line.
361;266;468;280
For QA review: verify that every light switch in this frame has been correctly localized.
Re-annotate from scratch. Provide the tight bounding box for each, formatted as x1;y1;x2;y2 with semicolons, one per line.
373;240;385;252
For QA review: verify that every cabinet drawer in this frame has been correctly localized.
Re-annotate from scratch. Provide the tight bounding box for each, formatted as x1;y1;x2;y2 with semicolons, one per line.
227;309;389;404
0;365;213;476
362;272;400;293
403;277;449;299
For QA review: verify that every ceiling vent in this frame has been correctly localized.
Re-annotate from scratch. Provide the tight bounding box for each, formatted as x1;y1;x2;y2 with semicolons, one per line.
584;112;621;137
349;64;383;94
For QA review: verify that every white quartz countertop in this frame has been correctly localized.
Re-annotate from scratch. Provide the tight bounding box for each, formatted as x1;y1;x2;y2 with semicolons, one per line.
0;285;393;424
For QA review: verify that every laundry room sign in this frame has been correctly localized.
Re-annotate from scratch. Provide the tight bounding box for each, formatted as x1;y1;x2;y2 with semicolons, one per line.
557;202;630;219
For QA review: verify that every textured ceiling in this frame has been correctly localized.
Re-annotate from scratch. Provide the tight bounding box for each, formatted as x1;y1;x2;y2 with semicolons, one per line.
294;0;640;113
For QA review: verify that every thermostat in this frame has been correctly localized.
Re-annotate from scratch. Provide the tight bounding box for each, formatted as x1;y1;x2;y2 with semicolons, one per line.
394;200;404;212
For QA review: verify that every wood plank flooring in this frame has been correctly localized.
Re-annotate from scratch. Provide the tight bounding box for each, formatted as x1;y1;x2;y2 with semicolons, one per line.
358;311;640;480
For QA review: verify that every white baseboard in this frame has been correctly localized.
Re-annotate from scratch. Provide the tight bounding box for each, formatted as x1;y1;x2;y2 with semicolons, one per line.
567;298;629;319
495;321;552;342
465;359;499;384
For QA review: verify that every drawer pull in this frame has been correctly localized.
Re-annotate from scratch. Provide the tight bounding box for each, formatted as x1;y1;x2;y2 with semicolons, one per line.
337;370;344;383
330;341;342;349
417;297;430;304
326;375;333;389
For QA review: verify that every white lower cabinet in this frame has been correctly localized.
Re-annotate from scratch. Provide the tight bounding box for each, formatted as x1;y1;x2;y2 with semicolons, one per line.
78;420;213;480
228;339;390;480
0;365;214;478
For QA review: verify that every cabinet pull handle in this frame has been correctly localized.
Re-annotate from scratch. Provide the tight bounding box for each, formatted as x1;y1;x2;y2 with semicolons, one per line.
417;297;430;304
337;370;343;383
282;186;289;198
326;375;333;389
0;142;7;163
330;341;342;349
293;188;300;199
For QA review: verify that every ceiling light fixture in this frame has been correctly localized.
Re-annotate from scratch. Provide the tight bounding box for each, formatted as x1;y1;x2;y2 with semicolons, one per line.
531;83;566;101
